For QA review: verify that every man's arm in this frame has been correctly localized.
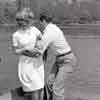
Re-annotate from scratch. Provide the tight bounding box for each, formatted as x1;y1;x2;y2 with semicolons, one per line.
35;30;53;54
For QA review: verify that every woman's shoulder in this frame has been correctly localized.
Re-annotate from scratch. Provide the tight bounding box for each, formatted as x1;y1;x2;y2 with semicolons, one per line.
12;30;22;39
30;26;41;35
13;30;19;37
31;26;41;32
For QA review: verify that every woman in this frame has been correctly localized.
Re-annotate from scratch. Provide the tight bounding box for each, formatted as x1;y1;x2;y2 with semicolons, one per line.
12;8;44;100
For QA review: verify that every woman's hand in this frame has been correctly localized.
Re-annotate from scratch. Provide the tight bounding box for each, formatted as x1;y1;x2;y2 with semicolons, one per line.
22;50;41;58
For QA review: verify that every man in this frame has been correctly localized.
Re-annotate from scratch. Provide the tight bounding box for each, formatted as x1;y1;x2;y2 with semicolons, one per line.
31;13;77;100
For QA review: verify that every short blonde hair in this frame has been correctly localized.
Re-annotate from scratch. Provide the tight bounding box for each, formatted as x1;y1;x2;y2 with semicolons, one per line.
16;7;34;21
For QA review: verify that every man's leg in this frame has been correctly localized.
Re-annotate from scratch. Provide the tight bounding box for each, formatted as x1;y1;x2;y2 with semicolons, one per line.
53;53;77;100
43;83;53;100
53;66;64;100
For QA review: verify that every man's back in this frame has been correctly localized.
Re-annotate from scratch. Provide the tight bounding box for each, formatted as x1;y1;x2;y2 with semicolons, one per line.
42;23;71;56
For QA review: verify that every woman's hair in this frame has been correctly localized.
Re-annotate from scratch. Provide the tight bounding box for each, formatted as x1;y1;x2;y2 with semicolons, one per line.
15;7;34;21
40;13;52;23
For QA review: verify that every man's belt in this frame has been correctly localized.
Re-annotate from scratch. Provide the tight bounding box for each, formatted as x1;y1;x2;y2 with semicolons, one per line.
57;51;72;58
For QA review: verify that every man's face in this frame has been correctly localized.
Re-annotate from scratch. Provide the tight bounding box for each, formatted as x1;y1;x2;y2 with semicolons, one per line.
40;20;46;30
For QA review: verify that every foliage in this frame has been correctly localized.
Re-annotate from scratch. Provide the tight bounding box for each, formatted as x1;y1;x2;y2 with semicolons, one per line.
0;0;100;24
0;1;17;24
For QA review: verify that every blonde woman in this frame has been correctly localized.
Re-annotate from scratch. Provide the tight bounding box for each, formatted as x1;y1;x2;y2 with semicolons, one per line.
12;8;44;100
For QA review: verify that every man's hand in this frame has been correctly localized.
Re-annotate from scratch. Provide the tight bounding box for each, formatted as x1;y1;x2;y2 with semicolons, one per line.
47;73;55;89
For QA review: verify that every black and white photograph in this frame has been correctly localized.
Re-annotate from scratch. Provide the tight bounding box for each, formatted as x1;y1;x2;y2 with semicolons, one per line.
0;0;100;100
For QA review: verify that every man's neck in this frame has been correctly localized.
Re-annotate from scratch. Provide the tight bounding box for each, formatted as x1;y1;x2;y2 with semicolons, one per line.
44;23;48;28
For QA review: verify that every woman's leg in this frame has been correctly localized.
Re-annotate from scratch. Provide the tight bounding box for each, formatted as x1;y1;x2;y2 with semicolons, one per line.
31;89;44;100
24;92;32;100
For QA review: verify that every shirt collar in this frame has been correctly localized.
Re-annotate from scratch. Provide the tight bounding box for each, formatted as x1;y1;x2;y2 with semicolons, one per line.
43;23;52;33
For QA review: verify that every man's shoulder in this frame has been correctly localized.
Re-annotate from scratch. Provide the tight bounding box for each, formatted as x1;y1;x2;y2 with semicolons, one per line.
48;23;62;32
48;23;59;29
48;23;56;28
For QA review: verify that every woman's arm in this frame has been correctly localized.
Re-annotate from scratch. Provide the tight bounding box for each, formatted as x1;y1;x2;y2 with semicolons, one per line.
11;45;26;55
11;34;26;55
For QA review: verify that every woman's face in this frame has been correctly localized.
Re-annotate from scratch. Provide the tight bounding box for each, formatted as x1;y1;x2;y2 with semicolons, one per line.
16;18;29;28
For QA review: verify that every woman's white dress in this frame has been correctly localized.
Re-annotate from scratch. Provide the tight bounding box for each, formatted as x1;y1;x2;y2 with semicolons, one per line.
12;26;44;92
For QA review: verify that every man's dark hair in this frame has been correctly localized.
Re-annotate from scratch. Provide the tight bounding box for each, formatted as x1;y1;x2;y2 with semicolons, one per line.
40;13;52;23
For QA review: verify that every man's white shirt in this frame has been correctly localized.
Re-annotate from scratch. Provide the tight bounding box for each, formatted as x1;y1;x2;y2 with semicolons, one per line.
37;23;71;56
